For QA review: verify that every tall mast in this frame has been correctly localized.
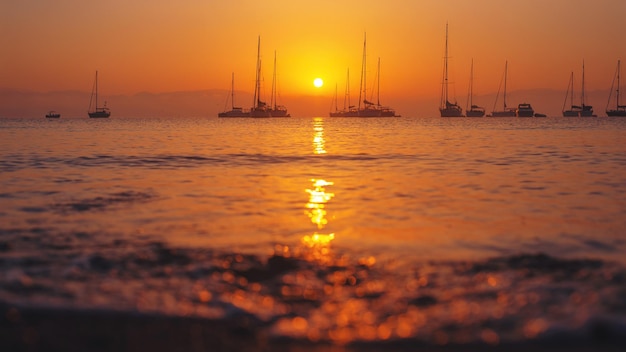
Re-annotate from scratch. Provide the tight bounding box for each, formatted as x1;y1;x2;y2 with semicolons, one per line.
95;70;98;110
231;72;235;109
345;69;350;110
443;23;449;108
618;60;621;107
563;71;574;112
253;36;261;109
570;72;574;108
272;50;277;109
358;33;366;110
503;61;508;109
377;57;381;106
581;60;586;107
468;58;474;110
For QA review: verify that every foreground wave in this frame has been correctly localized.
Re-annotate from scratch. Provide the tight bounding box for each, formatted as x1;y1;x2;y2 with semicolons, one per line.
1;228;625;351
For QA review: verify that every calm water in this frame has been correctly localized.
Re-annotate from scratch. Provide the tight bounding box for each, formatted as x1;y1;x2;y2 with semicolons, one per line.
1;116;626;347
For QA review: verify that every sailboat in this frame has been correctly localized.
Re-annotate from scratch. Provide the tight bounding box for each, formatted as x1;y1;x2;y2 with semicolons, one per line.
439;23;463;117
268;51;290;117
563;61;595;117
489;61;516;117
606;59;626;117
579;61;594;117
248;37;271;118
465;59;485;117
562;71;580;116
88;71;110;118
218;73;250;117
369;57;399;117
329;69;358;117
330;34;397;117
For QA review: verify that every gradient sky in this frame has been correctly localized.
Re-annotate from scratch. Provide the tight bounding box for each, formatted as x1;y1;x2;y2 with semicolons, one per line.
1;0;625;115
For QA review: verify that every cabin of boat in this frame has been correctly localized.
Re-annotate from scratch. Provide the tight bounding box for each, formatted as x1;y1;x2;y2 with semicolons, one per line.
490;109;516;117
516;103;535;117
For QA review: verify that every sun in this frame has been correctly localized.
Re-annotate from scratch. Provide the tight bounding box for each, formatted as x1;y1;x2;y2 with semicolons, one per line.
313;78;324;88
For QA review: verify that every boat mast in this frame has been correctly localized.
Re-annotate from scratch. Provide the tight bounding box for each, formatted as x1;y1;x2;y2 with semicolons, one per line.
563;71;574;112
503;61;508;110
377;57;381;106
334;83;338;112
344;69;350;110
253;36;261;109
467;58;474;111
272;50;277;109
442;23;449;109
95;71;98;110
358;33;366;110
231;72;235;109
618;60;621;108
581;60;586;107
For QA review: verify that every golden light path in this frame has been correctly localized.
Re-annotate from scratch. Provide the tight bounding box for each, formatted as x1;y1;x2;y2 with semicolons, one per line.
302;118;334;250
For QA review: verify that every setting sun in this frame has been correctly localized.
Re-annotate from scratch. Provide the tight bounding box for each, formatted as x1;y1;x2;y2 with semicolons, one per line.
313;78;323;88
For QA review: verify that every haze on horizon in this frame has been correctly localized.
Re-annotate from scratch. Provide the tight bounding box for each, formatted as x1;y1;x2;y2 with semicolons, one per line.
1;0;625;117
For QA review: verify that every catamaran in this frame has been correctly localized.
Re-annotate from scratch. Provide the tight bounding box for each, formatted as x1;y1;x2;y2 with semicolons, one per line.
88;70;111;118
606;60;626;117
439;23;463;117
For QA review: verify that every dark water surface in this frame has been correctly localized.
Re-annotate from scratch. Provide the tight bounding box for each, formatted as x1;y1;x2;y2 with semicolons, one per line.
1;116;625;350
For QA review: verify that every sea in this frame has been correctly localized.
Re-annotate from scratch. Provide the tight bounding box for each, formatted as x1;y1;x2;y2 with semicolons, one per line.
1;116;626;350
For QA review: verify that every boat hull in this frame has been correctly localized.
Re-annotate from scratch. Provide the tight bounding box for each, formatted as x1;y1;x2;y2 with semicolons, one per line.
562;110;580;117
580;106;595;117
88;111;110;118
607;108;626;117
268;108;291;117
249;108;272;118
218;110;250;118
439;107;463;117
490;110;516;117
466;109;485;117
330;107;398;117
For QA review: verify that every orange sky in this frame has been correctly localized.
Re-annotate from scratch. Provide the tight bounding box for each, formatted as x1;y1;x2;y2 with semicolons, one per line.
1;0;625;116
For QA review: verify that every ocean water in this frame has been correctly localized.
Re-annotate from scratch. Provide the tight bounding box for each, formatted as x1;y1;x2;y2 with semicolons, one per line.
1;116;626;349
